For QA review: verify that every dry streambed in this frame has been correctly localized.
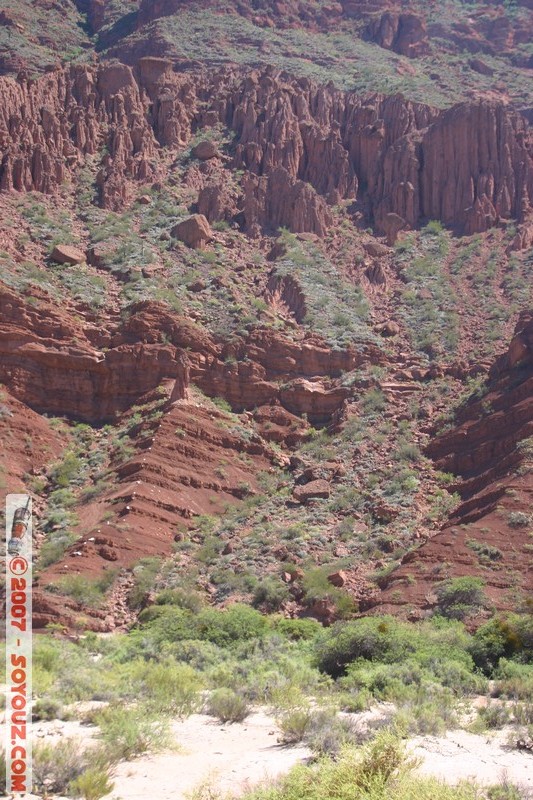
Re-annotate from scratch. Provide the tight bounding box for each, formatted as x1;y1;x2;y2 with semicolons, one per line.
2;702;532;799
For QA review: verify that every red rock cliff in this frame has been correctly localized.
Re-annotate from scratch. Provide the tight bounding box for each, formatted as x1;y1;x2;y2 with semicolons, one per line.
0;64;531;233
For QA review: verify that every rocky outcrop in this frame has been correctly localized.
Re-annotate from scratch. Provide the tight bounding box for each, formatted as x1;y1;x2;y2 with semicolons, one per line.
242;167;333;236
0;64;530;236
365;11;430;58
0;286;189;422
198;182;241;223
375;101;533;235
192;140;219;160
293;478;331;502
0;284;381;425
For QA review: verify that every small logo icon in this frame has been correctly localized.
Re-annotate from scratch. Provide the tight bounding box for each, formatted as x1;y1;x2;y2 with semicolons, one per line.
8;498;31;555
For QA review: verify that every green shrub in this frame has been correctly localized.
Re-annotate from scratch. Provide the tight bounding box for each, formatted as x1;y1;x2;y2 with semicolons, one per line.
487;779;525;800
477;702;511;730
155;588;204;612
141;661;202;717
508;512;530;528
95;705;172;762
435;577;487;620
361;388;387;415
314;617;417;678
68;767;114;800
207;689;250;723
253;579;290;611
277;707;313;744
271;618;322;642
128;557;162;609
195;604;268;648
305;709;361;757
32;697;64;721
471;613;533;674
49;451;82;487
46;574;110;608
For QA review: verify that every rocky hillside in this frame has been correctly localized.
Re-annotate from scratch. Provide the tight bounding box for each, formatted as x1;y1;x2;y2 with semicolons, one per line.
0;0;532;630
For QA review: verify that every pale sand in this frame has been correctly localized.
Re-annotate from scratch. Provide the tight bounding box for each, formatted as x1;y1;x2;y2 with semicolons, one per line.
1;707;531;798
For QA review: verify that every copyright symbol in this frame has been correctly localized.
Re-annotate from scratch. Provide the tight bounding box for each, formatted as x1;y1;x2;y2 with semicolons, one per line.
9;557;28;575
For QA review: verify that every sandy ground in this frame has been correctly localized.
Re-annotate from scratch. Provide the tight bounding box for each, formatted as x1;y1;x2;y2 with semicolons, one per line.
108;711;311;800
1;706;531;798
410;728;532;790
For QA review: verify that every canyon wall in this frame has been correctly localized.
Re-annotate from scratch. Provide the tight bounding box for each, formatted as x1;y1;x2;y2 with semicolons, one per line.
0;63;531;234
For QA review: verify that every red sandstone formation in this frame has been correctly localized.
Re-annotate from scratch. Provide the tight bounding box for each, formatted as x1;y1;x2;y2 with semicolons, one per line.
377;312;533;617
364;11;430;58
0;64;530;236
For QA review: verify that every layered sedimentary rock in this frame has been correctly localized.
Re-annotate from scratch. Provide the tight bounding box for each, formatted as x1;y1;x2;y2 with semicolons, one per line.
0;286;187;421
376;312;533;617
0;63;531;237
0;286;380;424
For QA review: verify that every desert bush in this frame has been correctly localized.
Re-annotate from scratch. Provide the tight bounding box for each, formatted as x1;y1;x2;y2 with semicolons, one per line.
33;738;88;795
32;697;64;721
68;767;114;800
361;388;387;415
195;604;268;648
155;588;204;612
304;709;362;757
471;613;533;674
140;660;202;717
169;639;225;671
477;702;511;729
512;702;533;726
435;577;487;620
492;660;533;701
46;574;111;608
95;705;171;762
276;706;313;744
487;778;525;800
207;689;250;723
128;557;162;609
508;512;530;528
314;617;419;678
252;578;290;611
271;618;322;642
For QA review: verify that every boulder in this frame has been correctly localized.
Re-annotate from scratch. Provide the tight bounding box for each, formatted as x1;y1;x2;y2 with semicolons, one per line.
378;321;400;337
364;241;389;258
327;570;347;588
192;140;219;160
292;479;331;503
50;245;86;265
469;58;494;77
171;214;213;250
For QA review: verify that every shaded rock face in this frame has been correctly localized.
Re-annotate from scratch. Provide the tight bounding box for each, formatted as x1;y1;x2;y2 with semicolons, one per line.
376;311;533;618
0;64;531;236
365;11;430;58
